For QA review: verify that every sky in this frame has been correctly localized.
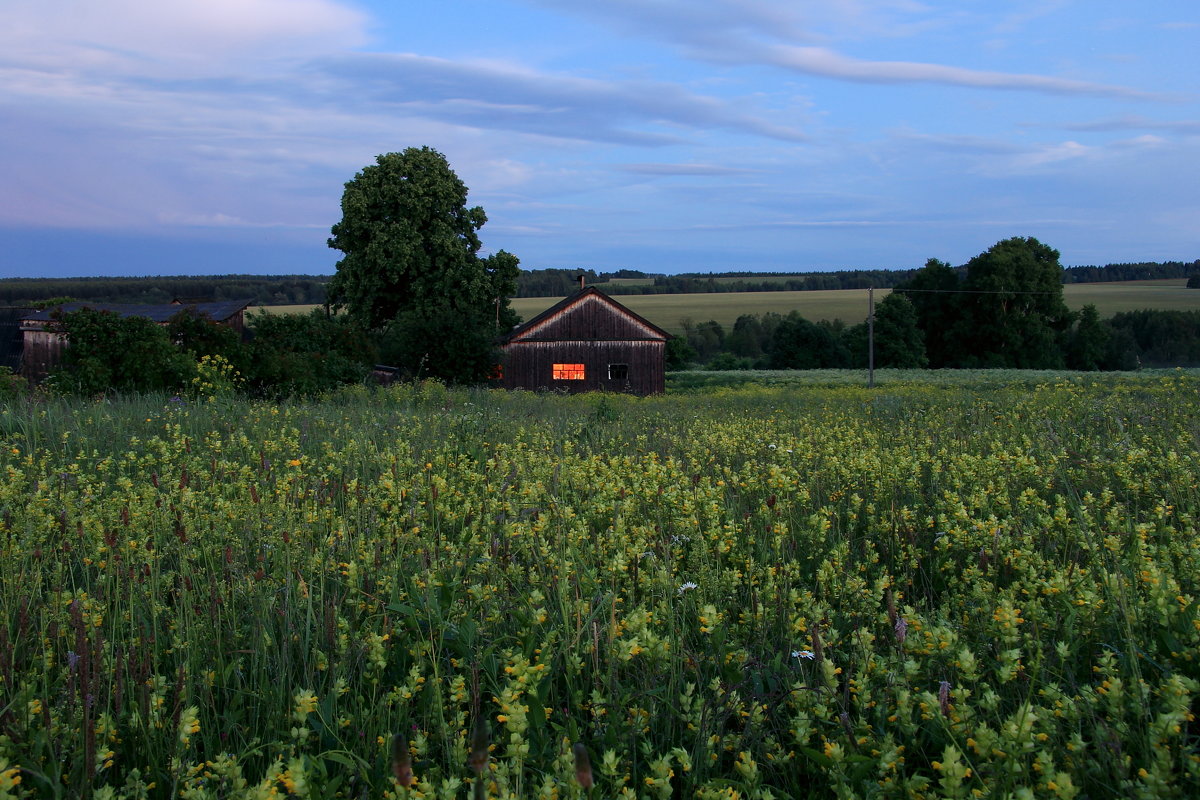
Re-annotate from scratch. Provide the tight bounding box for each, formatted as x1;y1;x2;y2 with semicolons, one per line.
1;0;1197;279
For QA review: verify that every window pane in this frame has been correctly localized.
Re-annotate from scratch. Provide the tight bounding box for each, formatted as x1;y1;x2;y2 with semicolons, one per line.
608;363;629;380
553;363;585;380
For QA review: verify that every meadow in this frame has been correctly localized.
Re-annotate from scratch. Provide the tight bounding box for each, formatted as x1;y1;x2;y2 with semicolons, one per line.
261;280;1200;335
1;372;1199;799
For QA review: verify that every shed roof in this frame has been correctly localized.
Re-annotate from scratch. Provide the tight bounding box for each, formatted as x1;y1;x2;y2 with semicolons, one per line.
21;299;252;325
503;286;670;343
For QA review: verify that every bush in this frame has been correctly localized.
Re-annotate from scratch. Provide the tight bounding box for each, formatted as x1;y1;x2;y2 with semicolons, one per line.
245;310;375;397
51;308;195;395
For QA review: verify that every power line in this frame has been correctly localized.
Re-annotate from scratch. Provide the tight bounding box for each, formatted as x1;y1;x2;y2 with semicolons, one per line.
892;288;1061;295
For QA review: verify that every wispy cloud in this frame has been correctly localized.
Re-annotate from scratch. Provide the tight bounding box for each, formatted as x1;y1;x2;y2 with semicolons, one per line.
309;53;807;145
618;163;762;176
525;0;1159;99
1056;115;1200;134
757;45;1158;99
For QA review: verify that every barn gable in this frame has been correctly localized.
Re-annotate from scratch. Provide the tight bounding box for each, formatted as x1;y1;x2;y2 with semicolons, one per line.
500;287;670;395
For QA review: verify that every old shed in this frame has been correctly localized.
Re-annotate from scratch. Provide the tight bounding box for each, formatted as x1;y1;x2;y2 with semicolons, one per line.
19;299;251;380
500;286;670;394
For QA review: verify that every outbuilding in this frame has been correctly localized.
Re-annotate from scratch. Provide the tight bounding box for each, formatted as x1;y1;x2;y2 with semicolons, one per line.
18;299;251;380
499;286;670;394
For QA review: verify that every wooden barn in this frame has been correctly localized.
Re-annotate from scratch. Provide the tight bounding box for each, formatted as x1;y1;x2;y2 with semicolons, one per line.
18;299;251;380
499;286;670;394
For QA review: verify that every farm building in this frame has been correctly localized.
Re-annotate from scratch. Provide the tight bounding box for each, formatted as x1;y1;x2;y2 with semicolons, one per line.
499;286;670;395
18;299;251;380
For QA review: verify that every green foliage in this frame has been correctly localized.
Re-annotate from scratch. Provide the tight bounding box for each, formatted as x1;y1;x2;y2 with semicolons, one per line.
679;318;726;362
664;336;697;370
51;308;195;395
1066;304;1110;370
770;311;850;368
1188;275;1200;289
245;310;376;396
896;258;963;368
954;237;1072;368
376;305;501;385
873;293;927;367
327;147;520;339
167;308;249;372
846;293;928;369
1108;309;1200;367
0;366;26;400
28;296;77;310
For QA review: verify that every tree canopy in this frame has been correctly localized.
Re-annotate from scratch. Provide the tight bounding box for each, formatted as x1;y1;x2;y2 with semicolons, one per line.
326;147;521;383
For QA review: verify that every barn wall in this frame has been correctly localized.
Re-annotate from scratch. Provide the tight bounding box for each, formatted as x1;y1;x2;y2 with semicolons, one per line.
20;329;68;381
501;340;664;395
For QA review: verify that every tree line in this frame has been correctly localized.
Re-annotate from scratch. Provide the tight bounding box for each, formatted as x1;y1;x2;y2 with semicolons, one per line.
0;275;331;306
671;238;1200;372
4;260;1195;307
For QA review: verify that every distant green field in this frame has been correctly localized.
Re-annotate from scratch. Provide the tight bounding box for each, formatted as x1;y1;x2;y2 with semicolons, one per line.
258;279;1200;335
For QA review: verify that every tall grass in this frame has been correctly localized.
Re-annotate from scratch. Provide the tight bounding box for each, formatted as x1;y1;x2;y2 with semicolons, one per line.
0;374;1198;798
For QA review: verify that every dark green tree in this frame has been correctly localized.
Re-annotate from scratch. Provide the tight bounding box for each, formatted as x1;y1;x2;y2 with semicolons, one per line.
327;147;520;382
1065;304;1110;371
727;314;766;359
873;293;928;368
769;312;850;369
896;258;963;367
847;293;928;368
664;336;697;371
952;237;1071;368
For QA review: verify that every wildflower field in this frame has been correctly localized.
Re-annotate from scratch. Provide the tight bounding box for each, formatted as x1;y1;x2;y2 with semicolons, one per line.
1;372;1199;799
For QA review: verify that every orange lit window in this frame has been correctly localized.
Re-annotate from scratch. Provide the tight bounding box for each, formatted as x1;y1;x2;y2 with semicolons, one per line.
490;364;503;380
553;363;585;380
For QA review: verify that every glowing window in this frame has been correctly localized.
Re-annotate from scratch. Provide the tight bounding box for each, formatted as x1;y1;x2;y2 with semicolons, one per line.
553;363;585;380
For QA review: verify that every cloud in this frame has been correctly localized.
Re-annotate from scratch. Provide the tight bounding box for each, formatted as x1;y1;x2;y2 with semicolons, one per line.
308;53;808;145
757;45;1157;99
155;212;326;229
1;0;367;71
619;163;761;176
1056;115;1200;135
524;0;1159;100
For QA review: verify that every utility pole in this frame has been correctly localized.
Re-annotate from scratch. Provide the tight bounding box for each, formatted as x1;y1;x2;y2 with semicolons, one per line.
867;287;875;389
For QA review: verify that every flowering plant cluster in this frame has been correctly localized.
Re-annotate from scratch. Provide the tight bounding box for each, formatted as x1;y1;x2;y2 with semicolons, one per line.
0;373;1197;798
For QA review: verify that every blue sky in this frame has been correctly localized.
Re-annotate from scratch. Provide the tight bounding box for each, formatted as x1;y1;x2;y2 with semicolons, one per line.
1;0;1197;278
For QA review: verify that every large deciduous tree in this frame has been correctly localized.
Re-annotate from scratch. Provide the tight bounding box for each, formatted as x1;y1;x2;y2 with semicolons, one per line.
327;147;520;382
954;236;1072;368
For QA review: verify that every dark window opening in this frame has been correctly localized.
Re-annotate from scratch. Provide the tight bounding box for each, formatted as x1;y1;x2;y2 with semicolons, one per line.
608;363;629;381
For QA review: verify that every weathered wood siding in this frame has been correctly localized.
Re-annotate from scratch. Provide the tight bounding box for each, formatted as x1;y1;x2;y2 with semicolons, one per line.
513;293;663;342
502;340;665;394
500;287;670;395
19;328;68;381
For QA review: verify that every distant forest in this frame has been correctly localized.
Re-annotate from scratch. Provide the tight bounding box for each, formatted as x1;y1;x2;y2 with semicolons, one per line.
0;260;1196;305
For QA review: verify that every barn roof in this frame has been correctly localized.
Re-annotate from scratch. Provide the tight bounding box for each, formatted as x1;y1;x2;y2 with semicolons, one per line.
21;299;253;325
503;286;671;343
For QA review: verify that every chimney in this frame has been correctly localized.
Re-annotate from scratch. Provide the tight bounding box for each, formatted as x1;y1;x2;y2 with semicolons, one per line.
577;274;585;290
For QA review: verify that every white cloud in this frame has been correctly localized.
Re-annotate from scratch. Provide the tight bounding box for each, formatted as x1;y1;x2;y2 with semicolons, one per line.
2;0;367;70
524;0;1158;99
760;45;1156;98
309;52;808;144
